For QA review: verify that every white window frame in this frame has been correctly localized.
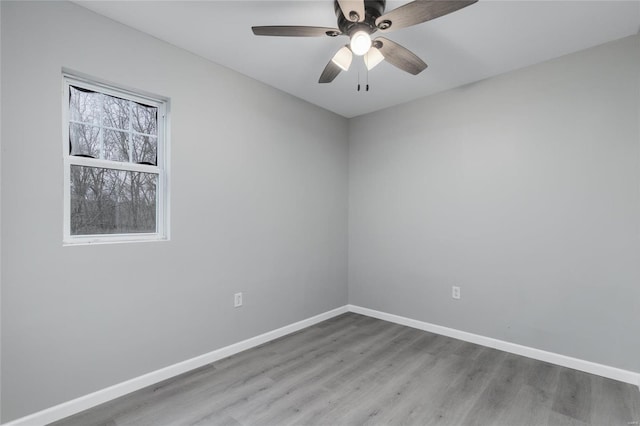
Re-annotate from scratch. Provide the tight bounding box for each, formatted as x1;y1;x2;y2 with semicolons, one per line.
62;74;169;245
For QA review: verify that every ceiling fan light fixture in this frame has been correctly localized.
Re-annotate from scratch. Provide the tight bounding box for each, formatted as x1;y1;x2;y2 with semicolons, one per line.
331;46;353;71
364;47;384;70
252;0;479;84
350;31;371;56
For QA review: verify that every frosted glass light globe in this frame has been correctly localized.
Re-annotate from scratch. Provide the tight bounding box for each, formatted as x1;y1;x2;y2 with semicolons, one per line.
350;31;371;56
331;46;353;71
364;48;384;70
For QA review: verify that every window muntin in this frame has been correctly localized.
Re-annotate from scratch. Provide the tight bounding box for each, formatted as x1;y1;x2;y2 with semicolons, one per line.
63;76;167;244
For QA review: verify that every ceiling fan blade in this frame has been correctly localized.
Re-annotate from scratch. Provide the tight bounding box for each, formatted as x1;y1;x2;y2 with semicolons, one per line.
337;0;366;22
374;37;427;75
375;0;477;32
252;26;341;37
320;47;352;83
319;61;342;83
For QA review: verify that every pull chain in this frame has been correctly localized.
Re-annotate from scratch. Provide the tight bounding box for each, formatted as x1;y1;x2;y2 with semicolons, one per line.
366;65;369;92
356;58;371;92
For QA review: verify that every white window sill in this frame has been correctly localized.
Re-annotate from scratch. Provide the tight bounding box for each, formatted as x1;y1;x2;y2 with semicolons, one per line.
63;235;169;247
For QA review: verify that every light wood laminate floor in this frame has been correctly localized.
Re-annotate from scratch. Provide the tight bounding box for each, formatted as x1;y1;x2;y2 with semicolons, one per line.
52;313;640;426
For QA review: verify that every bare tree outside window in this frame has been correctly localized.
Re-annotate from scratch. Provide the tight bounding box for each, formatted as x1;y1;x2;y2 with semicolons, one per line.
70;166;157;235
64;79;166;242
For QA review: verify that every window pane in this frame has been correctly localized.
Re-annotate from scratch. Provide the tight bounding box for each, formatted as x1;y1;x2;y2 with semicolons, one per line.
132;102;157;135
103;95;130;130
69;86;101;125
104;129;130;162
70;123;100;158
133;135;157;165
70;165;157;235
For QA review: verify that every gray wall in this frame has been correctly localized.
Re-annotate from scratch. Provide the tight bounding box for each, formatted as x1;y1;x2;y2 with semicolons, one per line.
349;34;640;373
0;1;348;421
0;1;3;421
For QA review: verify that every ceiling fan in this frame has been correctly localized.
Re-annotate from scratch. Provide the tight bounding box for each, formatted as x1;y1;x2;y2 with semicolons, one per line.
252;0;478;83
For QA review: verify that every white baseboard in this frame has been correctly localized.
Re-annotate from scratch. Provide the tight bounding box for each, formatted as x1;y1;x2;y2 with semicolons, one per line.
348;304;640;388
3;305;349;426
6;303;639;425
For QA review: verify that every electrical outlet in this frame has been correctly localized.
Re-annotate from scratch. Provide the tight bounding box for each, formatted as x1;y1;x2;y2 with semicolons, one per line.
452;286;461;300
234;292;243;308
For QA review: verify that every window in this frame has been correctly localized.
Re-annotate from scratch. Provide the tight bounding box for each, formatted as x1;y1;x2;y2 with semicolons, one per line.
63;75;168;244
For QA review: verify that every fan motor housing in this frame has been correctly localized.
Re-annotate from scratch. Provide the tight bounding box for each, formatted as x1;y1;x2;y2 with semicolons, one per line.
335;0;386;36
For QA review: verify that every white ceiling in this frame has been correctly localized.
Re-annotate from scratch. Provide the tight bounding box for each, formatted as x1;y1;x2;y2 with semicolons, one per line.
75;0;640;118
